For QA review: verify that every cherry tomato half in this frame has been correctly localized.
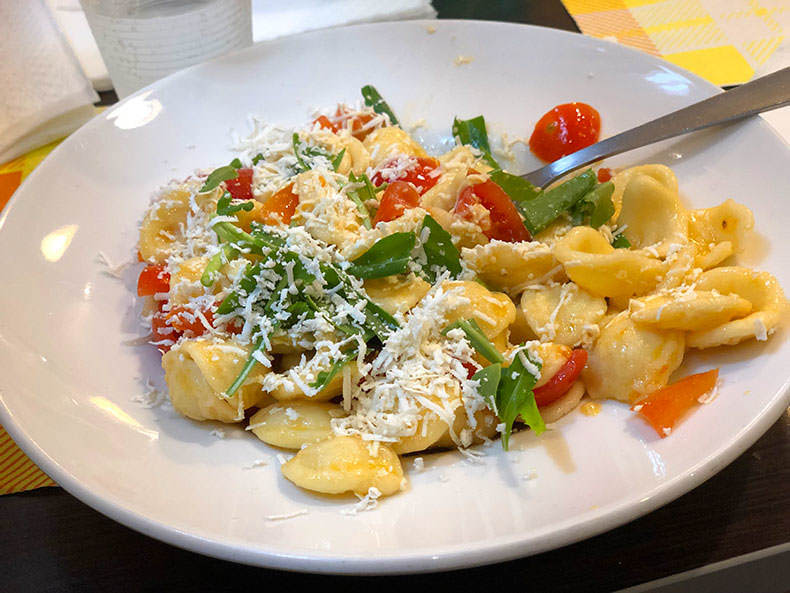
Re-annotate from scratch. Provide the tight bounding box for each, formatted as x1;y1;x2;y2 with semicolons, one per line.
597;167;613;183
259;183;299;225
224;168;254;201
372;180;421;225
371;157;440;195
454;180;531;243
533;348;588;406
529;102;601;163
137;264;170;297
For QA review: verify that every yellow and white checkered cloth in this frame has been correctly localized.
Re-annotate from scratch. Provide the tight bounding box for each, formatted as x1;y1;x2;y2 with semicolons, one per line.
0;138;65;494
562;0;789;86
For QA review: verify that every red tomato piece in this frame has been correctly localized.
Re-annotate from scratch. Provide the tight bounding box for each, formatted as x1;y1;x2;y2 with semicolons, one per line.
371;157;440;194
150;302;179;354
137;264;170;297
167;305;214;336
333;106;378;139
259;182;299;225
224;168;254;201
529;102;601;163
372;180;421;225
632;369;719;438
313;115;338;132
454;181;531;243
533;349;588;406
462;361;478;380
597;167;613;182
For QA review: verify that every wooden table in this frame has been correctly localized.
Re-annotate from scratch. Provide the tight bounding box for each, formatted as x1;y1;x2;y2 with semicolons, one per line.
2;2;788;591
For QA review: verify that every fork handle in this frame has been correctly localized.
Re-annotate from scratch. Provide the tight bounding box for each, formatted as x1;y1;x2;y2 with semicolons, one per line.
523;66;790;188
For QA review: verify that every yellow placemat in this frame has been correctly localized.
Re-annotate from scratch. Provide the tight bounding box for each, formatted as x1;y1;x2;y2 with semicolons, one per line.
562;0;788;86
0;137;66;494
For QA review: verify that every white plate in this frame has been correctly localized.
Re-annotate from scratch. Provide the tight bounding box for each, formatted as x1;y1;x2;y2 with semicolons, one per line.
1;21;788;574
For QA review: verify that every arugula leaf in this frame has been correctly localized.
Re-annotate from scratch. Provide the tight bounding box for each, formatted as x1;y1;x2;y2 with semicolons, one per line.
612;233;631;249
200;164;240;193
293;133;345;173
331;148;346;171
217;192;254;216
347;232;416;279
569;181;615;229
442;319;504;364
496;348;544;449
518;169;597;235
472;363;502;409
489;170;540;204
309;349;358;390
452;116;499;169
361;85;399;125
200;243;238;287
420;214;462;281
346;172;374;229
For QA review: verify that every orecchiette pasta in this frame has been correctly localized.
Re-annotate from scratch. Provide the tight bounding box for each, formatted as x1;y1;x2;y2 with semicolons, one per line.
162;338;269;422
686;266;785;348
553;226;665;298
281;436;404;496
462;240;561;294
249;402;346;449
136;94;784;502
519;283;606;346
583;312;685;403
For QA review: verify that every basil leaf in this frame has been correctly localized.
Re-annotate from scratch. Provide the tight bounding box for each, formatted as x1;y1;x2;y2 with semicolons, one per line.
518;169;597;235
217;192;254;216
452;115;499;169
420;214;462;281
200;165;239;193
442;319;504;364
252;153;264;165
472;363;502;409
361;84;399;125
347;232;416;279
310;349;358;390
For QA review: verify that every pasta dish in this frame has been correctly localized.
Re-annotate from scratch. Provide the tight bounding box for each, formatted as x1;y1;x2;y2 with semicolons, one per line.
134;86;785;499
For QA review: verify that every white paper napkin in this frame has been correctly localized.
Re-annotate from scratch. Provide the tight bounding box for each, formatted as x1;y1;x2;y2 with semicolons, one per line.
0;0;98;163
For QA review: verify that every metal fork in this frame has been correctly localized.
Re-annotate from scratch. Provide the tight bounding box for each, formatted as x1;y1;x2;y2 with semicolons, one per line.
522;66;790;189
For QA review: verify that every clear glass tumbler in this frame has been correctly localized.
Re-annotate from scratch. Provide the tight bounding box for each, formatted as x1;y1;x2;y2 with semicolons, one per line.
79;0;252;98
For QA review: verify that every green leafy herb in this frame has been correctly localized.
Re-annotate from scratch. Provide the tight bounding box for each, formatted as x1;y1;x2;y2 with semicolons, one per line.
200;164;240;193
361;84;399;125
496;348;544;449
217;192;254;216
347;232;416;279
612;233;631;249
252;153;264;165
472;363;501;409
420;214;462;281
331;148;346;171
346;172;374;229
452;116;499;169
489;170;540;204
569;181;615;228
293;133;345;173
518;169;597;235
309;349;358;390
200;244;238;287
442;319;504;364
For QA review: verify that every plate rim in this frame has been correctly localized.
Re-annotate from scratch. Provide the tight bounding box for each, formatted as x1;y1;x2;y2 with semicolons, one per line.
1;18;789;574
